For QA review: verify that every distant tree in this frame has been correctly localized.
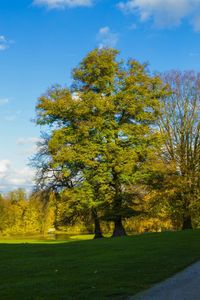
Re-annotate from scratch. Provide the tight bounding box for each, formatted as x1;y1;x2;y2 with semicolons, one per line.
160;71;200;229
35;48;167;237
29;190;56;234
6;188;27;202
0;194;7;233
3;189;28;233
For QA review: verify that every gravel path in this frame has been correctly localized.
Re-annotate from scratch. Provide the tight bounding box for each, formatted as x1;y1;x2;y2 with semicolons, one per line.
130;261;200;300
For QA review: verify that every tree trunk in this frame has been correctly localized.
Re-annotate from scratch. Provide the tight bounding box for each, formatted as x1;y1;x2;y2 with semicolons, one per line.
111;170;126;238
92;210;103;239
182;214;193;230
182;197;193;230
112;216;127;237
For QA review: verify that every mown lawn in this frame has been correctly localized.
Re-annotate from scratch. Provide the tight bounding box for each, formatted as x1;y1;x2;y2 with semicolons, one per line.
0;230;200;299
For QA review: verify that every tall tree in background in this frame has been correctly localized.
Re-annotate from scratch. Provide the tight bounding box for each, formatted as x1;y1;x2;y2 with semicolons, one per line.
160;71;200;229
35;48;167;237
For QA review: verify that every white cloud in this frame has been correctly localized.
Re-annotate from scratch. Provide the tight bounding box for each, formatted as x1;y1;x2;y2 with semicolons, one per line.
189;52;200;57
4;110;21;122
118;0;200;30
0;98;9;106
0;159;35;192
97;26;119;48
129;23;138;30
8;167;35;186
0;160;11;176
192;15;200;31
4;116;16;122
33;0;93;9
0;35;12;51
17;137;41;146
16;137;42;157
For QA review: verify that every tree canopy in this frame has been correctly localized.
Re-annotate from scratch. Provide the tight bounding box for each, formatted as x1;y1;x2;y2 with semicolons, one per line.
35;48;168;237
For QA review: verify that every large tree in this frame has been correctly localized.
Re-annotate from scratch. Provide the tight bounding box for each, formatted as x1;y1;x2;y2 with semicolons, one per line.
160;71;200;229
35;48;167;237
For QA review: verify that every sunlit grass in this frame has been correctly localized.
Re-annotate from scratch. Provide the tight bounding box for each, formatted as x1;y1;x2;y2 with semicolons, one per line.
0;230;200;299
0;234;93;244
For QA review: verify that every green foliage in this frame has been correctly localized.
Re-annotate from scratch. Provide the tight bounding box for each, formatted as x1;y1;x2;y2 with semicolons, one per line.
35;48;168;236
0;189;55;235
72;48;119;94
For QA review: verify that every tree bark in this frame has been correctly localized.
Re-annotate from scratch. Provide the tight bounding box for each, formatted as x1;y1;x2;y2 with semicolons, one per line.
92;210;103;239
182;214;193;230
111;170;127;238
182;197;193;230
112;216;127;237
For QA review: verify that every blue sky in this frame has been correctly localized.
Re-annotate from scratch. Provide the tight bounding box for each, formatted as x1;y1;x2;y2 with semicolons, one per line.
0;0;200;192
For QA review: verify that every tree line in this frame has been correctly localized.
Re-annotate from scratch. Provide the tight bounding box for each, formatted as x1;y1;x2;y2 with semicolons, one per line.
0;188;176;236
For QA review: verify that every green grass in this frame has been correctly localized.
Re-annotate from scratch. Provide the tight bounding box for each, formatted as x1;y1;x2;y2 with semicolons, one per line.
0;230;200;299
0;234;93;244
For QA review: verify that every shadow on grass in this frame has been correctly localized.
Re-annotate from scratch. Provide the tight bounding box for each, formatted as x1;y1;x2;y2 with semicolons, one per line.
0;230;200;300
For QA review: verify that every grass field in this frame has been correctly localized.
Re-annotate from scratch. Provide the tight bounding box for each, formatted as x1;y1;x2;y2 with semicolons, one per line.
0;230;200;299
